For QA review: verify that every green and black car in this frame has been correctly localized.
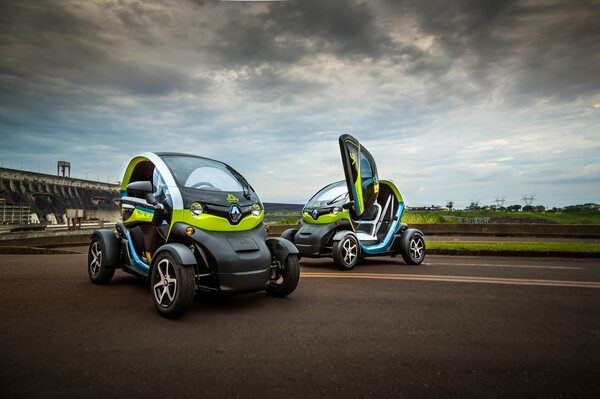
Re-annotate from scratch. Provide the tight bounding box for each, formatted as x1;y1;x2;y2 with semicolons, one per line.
87;152;299;318
283;134;426;270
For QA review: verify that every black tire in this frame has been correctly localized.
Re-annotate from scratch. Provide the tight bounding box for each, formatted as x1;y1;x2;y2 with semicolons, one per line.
333;234;359;271
401;231;426;265
88;236;116;284
266;254;300;297
150;252;195;319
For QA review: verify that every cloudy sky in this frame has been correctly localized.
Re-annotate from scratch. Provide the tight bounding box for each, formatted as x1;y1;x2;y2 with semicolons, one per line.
1;0;599;207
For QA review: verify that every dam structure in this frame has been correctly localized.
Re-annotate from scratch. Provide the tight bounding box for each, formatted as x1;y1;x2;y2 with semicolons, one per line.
0;167;120;225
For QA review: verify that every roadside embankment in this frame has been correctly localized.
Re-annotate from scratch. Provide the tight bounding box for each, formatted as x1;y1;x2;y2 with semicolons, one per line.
1;224;600;257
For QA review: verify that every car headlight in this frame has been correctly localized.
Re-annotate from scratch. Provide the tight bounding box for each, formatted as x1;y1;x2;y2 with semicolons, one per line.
190;202;204;217
252;203;261;217
332;207;340;215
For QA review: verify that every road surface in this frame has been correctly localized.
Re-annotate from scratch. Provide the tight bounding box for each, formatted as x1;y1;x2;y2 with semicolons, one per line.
1;249;599;398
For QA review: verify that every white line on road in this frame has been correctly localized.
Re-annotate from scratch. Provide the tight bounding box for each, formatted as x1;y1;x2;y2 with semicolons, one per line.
300;272;600;289
422;262;582;270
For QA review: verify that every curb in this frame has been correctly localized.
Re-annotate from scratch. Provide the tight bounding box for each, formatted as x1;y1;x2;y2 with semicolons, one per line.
0;246;85;255
428;248;600;258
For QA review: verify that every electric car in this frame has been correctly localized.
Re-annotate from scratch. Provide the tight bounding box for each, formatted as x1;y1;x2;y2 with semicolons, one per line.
282;134;425;270
87;152;299;318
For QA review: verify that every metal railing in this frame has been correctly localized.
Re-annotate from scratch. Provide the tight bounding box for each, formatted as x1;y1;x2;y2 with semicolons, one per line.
0;202;31;224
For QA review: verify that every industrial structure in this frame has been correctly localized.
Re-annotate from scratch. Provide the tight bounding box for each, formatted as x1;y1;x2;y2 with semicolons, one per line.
0;166;120;225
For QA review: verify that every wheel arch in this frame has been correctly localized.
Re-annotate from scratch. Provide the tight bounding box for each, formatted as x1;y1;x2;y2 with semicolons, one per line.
266;237;299;265
399;228;425;254
332;229;357;243
152;243;197;269
91;229;120;268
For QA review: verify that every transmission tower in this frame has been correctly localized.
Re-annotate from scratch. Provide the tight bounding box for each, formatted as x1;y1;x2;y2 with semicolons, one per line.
494;197;506;207
521;194;536;206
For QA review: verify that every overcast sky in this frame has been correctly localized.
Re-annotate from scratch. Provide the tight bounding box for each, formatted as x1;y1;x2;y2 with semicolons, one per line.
1;0;599;207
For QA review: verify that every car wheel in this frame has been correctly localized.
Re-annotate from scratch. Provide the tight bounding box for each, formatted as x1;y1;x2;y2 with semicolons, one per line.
333;234;359;271
402;231;426;265
88;236;116;284
266;254;300;297
151;252;195;319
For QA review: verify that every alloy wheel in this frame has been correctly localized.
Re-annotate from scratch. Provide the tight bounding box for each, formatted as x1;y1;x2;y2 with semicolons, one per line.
409;237;424;261
89;241;102;276
153;259;178;307
342;237;358;266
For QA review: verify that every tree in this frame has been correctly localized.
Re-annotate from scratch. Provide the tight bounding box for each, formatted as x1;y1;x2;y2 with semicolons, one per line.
507;204;522;212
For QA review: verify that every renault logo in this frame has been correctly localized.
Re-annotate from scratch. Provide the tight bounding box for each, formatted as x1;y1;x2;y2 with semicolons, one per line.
229;204;242;223
311;209;319;220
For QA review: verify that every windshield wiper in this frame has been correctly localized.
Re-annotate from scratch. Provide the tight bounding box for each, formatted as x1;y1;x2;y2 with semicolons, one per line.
226;165;252;200
327;192;348;205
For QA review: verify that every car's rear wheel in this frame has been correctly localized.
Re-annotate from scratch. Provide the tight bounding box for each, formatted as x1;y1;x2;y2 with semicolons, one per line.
151;252;195;319
333;234;359;271
402;231;426;265
88;237;115;284
266;254;300;297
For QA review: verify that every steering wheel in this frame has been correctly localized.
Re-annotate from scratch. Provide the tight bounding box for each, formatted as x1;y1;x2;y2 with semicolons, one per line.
190;181;216;189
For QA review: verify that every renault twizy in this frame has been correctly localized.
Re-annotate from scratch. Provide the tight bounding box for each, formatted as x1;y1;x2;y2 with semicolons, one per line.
282;134;425;270
87;152;299;318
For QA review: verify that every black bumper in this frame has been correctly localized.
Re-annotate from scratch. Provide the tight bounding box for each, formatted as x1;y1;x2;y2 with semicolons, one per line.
293;220;339;257
170;223;271;294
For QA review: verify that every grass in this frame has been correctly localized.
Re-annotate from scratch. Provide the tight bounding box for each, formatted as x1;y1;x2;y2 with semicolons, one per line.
427;241;600;253
402;210;600;224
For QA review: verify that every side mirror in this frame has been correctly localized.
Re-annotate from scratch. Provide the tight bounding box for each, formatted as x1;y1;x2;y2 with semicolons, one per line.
126;181;153;196
343;201;355;210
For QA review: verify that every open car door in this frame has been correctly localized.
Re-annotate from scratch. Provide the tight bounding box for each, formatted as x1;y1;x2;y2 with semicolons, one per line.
338;134;379;220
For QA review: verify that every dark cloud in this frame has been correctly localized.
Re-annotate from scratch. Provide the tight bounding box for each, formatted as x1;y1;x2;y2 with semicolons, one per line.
0;0;598;205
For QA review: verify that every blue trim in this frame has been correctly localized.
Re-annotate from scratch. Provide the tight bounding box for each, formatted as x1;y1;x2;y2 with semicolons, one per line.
134;205;155;214
360;202;404;254
126;231;150;274
120;189;127;198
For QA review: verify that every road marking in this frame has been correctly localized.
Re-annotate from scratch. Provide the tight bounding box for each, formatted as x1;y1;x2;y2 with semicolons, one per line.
422;262;582;270
300;272;600;289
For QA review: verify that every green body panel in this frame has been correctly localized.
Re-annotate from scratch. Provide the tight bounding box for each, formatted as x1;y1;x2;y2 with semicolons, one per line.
380;180;403;202
181;210;264;232
120;156;150;190
302;210;352;225
123;206;155;224
345;139;364;214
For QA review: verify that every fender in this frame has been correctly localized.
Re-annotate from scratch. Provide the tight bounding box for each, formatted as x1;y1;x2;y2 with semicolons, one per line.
280;228;298;242
266;237;299;264
91;229;120;268
153;243;197;268
399;228;425;254
332;229;357;243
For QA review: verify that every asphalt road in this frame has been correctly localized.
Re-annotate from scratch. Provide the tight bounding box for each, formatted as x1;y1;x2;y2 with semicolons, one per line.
1;249;599;398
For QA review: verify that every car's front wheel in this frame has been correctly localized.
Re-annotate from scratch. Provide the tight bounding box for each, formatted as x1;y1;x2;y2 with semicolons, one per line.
88;236;116;284
151;252;195;319
333;234;359;271
266;254;300;297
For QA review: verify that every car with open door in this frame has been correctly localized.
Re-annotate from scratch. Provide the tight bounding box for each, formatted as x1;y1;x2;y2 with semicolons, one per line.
282;134;425;270
87;152;299;318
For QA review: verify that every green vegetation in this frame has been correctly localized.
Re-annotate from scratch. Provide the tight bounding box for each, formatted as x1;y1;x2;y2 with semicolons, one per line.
402;207;600;225
265;203;600;225
428;241;600;253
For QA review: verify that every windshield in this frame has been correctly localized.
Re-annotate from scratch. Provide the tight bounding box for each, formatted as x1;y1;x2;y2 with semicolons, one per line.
161;155;245;192
307;181;348;208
